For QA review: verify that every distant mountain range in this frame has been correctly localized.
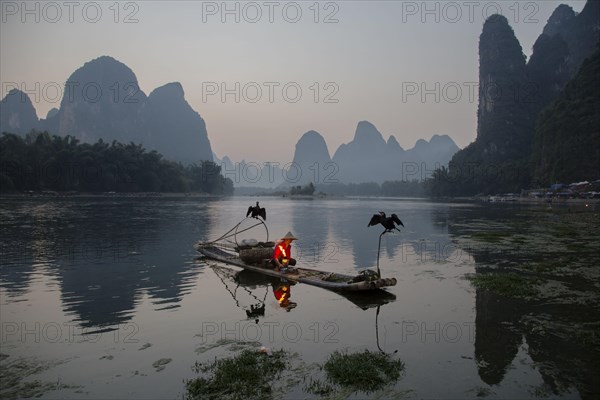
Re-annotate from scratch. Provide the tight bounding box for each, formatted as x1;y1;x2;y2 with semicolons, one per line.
0;89;40;135
1;56;213;164
2;56;460;187
216;121;460;188
331;121;459;184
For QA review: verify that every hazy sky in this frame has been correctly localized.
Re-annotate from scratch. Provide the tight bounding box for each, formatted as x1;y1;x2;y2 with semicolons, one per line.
1;0;586;163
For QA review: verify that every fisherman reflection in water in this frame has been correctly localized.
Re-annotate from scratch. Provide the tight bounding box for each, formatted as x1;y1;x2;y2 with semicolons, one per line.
271;231;298;272
273;280;297;311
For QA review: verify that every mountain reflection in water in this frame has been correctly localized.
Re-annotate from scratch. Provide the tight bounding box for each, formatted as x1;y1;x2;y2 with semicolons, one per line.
0;197;597;399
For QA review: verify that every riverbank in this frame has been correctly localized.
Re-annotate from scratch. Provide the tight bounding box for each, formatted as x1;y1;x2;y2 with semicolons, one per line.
0;191;223;199
480;196;600;205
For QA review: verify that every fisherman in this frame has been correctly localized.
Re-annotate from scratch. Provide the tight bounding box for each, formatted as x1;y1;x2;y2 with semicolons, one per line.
271;231;297;271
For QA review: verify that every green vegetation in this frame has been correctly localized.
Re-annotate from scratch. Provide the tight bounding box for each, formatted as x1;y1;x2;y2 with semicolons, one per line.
428;16;533;196
290;182;315;195
0;131;233;194
0;356;80;399
532;47;600;185
457;207;600;303
152;358;172;372
322;350;404;393
426;158;532;197
245;180;427;197
574;322;600;347
467;272;538;298
185;349;287;400
471;231;510;243
426;35;599;196
317;180;424;197
186;348;406;399
304;378;337;397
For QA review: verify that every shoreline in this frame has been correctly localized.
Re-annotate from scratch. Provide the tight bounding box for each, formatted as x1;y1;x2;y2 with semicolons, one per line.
478;196;600;205
2;192;599;206
0;192;223;199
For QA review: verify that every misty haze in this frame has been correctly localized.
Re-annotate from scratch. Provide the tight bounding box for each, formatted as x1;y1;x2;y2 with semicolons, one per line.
1;1;599;399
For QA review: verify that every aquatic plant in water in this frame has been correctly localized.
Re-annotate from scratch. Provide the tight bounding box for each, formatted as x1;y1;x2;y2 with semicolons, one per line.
185;349;287;400
466;272;539;298
322;350;405;393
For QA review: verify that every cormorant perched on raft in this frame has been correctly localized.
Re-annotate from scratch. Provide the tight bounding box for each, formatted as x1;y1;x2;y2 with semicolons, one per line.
246;201;266;220
368;212;404;232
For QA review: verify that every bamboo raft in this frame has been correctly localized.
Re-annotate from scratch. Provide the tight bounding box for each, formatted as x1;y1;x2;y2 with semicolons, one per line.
196;243;397;292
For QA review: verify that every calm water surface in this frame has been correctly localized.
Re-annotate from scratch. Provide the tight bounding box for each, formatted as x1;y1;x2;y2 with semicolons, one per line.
0;197;597;399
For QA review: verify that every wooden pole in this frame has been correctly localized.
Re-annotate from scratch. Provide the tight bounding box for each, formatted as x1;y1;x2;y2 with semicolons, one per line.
376;230;385;278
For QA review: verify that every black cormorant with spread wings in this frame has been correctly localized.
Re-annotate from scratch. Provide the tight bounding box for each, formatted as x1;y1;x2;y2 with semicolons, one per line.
367;211;405;278
246;202;266;221
368;212;404;233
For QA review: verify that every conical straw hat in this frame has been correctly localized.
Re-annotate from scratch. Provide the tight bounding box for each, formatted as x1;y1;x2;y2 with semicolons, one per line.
280;231;298;241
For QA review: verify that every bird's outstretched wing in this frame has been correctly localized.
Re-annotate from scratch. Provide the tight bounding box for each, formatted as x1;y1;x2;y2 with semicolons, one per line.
246;206;253;217
391;214;404;227
368;214;381;227
259;207;266;221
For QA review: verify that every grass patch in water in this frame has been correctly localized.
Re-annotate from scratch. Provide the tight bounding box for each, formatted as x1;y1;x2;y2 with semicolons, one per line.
574;322;600;347
510;236;527;245
0;356;80;399
471;231;510;243
467;272;538;298
185;348;287;400
521;260;562;274
194;338;260;354
322;350;404;393
552;225;579;238
304;378;337;397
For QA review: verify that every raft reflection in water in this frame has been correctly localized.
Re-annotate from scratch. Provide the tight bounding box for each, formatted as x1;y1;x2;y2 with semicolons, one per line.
209;266;396;321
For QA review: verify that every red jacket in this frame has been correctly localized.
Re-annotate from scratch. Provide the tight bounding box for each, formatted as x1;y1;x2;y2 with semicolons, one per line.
273;285;290;303
272;240;291;261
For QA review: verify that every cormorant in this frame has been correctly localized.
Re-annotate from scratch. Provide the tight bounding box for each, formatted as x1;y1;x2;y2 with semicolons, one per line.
246;201;266;220
368;211;404;232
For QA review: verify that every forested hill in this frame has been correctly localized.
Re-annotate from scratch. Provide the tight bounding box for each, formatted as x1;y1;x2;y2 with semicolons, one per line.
431;1;599;196
532;47;600;185
1;56;214;164
0;131;233;195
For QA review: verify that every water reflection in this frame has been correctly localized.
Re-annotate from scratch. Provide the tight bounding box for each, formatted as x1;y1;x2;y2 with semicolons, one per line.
208;262;397;320
201;198;449;274
0;198;213;328
321;200;454;269
471;270;600;398
211;266;272;319
272;280;297;311
471;275;600;398
292;200;330;266
473;290;522;385
440;203;600;399
0;202;64;296
334;205;382;268
2;197;596;398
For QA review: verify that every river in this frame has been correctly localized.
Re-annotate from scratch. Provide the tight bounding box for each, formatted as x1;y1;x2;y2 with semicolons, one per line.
0;196;598;399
